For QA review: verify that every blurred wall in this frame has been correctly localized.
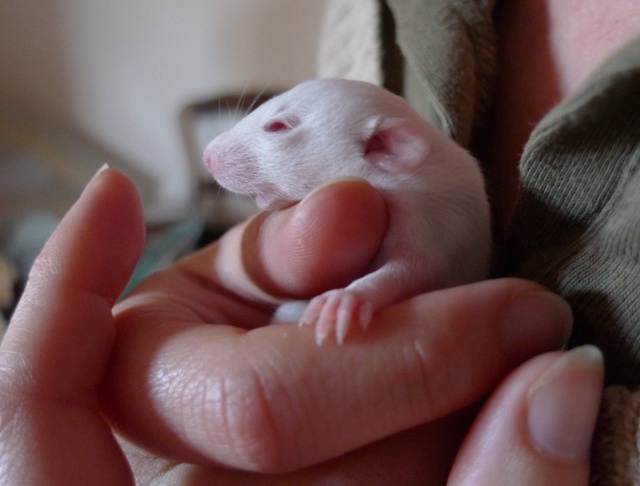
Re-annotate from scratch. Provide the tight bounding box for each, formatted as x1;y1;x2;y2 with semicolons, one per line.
0;1;326;219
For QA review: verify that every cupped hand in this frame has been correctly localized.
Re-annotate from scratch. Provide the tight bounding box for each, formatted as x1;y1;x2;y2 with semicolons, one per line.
0;168;601;485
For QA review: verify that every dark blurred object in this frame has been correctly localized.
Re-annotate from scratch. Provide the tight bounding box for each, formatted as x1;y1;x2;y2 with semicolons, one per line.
0;110;200;307
0;110;158;225
0;253;17;335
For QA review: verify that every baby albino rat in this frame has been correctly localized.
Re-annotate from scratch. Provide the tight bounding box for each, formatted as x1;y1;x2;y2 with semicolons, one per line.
203;79;491;344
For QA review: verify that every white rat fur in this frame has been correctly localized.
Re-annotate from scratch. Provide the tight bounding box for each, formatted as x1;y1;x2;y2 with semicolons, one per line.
204;79;491;344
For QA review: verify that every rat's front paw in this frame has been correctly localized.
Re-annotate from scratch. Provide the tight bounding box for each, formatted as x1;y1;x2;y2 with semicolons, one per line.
300;289;373;345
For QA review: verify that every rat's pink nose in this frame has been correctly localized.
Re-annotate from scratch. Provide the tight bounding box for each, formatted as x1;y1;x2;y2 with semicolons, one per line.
203;143;218;174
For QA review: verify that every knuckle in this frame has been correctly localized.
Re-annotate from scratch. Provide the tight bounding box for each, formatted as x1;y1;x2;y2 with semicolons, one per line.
199;361;287;473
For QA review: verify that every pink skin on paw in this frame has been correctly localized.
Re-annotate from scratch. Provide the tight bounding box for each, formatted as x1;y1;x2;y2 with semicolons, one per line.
300;290;374;345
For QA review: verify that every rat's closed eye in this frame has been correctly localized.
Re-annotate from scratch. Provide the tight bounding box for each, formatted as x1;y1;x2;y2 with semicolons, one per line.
262;114;301;133
264;120;290;133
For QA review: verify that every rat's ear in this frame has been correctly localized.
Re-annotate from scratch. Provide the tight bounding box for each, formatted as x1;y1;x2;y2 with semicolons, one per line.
363;117;430;173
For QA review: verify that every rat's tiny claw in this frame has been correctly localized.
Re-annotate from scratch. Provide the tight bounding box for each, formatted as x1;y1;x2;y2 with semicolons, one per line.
315;324;329;346
306;290;375;345
335;319;348;345
336;294;357;344
315;304;337;345
299;296;326;327
359;302;374;331
318;294;340;341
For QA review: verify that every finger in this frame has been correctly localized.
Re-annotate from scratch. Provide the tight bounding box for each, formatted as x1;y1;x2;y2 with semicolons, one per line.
1;167;145;395
449;346;603;485
123;417;470;485
102;278;572;473
0;167;145;484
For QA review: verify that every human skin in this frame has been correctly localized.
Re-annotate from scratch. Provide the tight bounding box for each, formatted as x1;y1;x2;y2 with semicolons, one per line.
0;168;601;485
478;0;640;241
4;0;635;482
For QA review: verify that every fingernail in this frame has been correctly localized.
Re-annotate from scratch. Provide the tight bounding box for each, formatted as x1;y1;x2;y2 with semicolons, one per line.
501;290;573;363
526;345;604;463
82;164;110;195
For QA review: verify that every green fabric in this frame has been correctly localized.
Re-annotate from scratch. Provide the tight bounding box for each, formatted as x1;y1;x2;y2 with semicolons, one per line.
383;1;640;479
507;39;640;387
388;0;640;388
386;0;496;146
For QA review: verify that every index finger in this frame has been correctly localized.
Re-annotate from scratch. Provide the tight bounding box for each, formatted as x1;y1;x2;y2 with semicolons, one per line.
1;167;145;396
103;278;572;473
0;168;144;485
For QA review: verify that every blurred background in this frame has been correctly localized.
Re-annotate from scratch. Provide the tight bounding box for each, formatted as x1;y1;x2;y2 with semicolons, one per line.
0;0;327;328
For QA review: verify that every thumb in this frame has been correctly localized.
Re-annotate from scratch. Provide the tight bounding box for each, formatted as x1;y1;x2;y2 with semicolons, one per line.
449;346;603;485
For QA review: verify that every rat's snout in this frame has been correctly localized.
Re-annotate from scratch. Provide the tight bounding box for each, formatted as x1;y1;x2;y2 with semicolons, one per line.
203;141;221;175
202;137;255;195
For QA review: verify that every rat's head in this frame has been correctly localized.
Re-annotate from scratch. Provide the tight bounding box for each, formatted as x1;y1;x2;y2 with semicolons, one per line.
203;79;431;210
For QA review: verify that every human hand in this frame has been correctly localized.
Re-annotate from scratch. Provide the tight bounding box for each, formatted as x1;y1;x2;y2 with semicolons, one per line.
0;168;601;485
0;167;145;485
449;345;603;485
